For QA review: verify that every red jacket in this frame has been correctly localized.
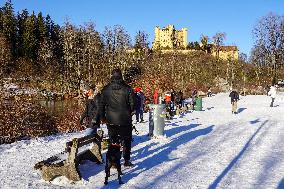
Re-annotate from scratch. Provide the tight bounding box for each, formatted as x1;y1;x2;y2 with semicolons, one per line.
165;93;171;103
153;90;158;104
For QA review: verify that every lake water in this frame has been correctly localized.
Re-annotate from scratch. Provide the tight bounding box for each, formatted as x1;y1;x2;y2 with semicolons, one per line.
39;99;83;116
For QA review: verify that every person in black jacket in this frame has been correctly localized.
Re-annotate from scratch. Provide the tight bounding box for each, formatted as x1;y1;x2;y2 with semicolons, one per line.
176;90;184;108
80;84;101;135
99;68;136;167
229;89;239;114
169;89;176;117
135;88;145;123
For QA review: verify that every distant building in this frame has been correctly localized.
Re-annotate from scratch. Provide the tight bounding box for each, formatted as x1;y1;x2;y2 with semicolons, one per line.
153;25;188;49
150;25;238;60
152;44;239;61
210;45;239;60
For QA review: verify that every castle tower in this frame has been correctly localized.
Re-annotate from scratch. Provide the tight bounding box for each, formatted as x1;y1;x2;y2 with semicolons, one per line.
153;25;188;49
153;26;161;49
181;28;188;48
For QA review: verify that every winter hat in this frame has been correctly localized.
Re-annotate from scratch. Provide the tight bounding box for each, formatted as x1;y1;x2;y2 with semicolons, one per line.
135;87;141;92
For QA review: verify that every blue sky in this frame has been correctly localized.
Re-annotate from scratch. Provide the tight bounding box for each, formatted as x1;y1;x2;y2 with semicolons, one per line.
3;0;284;55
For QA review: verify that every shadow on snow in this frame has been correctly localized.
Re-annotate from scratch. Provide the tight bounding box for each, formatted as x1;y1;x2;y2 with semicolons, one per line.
208;120;269;189
237;108;247;114
277;178;284;189
122;124;214;186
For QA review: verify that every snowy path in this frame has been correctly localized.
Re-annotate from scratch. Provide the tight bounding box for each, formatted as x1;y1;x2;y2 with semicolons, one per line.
0;93;283;189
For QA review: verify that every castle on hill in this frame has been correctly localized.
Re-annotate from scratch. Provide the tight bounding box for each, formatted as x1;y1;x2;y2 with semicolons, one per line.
152;24;188;49
152;24;238;60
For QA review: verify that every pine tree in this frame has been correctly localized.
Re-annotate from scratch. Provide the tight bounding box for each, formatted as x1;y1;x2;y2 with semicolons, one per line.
37;12;48;43
23;12;38;61
0;34;11;76
0;7;3;32
16;9;29;57
1;0;17;57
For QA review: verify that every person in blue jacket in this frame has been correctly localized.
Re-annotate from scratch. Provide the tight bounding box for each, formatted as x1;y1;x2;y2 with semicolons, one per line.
135;87;145;123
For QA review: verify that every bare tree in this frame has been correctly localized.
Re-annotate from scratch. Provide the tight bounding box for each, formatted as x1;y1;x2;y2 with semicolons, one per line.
212;32;226;60
252;13;284;77
200;34;209;52
102;25;131;73
239;53;247;63
133;30;150;64
61;20;77;93
134;30;149;50
81;22;103;83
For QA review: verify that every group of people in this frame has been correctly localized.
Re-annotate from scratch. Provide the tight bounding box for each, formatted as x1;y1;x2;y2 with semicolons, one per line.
79;70;189;167
229;84;278;115
153;89;184;119
79;68;279;172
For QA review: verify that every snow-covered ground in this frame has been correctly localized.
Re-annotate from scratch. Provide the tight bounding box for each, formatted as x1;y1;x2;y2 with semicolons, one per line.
1;82;38;96
0;93;284;189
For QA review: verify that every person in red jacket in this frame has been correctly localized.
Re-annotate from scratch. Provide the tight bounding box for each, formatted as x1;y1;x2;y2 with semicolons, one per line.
153;89;159;104
165;92;171;104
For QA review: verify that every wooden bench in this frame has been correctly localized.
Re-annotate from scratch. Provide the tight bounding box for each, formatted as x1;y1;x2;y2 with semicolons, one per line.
34;130;104;182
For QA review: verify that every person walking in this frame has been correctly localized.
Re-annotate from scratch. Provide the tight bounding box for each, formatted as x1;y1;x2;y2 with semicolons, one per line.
170;89;176;116
99;68;136;167
80;84;101;135
229;89;239;114
135;87;145;123
268;85;277;107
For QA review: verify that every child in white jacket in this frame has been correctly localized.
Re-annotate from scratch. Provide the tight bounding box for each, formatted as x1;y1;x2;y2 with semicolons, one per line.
268;85;277;107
